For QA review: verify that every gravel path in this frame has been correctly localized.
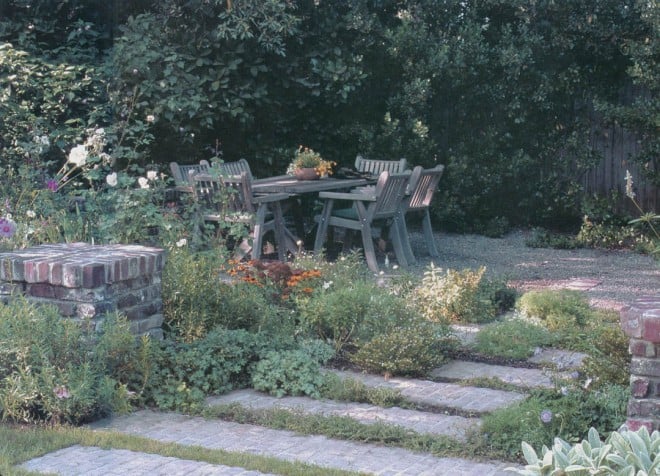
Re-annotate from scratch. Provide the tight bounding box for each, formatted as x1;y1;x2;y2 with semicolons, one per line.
407;230;659;311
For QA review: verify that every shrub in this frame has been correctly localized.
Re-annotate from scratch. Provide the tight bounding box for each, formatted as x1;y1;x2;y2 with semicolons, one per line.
516;289;592;330
580;324;631;388
508;426;659;476
296;280;410;354
414;265;502;324
525;228;579;249
0;298;136;424
145;328;268;412
350;321;456;377
481;385;629;459
474;319;556;361
251;340;335;398
162;249;286;341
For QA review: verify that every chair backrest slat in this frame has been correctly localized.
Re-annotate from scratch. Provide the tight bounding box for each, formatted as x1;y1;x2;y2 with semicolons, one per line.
369;171;410;220
192;172;254;215
214;158;253;181
170;160;210;186
406;165;444;211
355;155;408;175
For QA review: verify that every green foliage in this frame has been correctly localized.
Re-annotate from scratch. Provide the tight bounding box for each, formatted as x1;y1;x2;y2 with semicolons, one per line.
0;298;136;424
145;328;268;412
319;374;408;409
474;319;556;361
414;265;505;324
525;228;580;250
517;290;592;330
296;280;411;354
350;321;456;377
481;385;629;459
509;426;659;476
251;340;335;398
580;324;631;388
576;216;657;252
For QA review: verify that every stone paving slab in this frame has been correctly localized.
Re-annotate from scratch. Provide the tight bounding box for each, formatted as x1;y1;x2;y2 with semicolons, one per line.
333;370;526;414
88;410;515;475
207;389;479;442
430;360;558;389
19;445;274;475
527;348;587;371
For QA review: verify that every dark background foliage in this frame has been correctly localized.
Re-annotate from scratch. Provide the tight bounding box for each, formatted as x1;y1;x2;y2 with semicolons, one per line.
0;0;656;230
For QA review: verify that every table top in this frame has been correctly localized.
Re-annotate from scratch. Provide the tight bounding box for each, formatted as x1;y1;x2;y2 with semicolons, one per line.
252;175;372;195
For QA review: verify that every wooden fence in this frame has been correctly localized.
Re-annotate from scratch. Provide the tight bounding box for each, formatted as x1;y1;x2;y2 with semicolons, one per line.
583;87;658;215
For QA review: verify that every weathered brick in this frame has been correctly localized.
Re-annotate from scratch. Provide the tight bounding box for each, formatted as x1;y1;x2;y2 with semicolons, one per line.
26;284;56;299
82;263;106;289
631;378;649;398
49;262;63;286
642;316;660;343
625;418;657;432
630;357;660;378
629;339;657;358
620;308;642;338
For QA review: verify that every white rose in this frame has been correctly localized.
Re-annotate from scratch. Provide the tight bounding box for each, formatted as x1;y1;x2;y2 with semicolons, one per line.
67;145;87;166
176;238;187;248
146;170;158;181
138;177;149;189
106;172;118;187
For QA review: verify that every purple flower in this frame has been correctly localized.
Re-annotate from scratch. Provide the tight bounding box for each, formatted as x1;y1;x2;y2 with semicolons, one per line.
0;217;16;238
540;409;553;424
45;179;58;192
53;385;70;399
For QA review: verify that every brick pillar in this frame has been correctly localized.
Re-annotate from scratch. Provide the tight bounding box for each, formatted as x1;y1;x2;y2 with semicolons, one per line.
620;296;660;432
0;243;165;339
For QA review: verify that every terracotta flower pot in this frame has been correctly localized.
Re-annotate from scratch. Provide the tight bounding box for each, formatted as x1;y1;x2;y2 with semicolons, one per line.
294;167;320;180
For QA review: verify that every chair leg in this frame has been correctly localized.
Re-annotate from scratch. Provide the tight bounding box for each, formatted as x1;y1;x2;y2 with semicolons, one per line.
271;202;286;261
398;215;417;265
252;204;269;260
391;216;413;267
422;210;439;257
360;225;379;273
314;199;335;255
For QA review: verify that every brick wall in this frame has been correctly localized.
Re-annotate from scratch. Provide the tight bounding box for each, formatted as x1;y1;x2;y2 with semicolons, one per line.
0;243;165;338
620;296;660;432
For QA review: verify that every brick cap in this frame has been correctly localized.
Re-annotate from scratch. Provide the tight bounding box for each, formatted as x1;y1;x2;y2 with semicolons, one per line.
0;243;165;287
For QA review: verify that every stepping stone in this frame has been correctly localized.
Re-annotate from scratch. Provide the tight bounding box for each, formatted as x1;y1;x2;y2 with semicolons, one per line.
19;445;274;475
208;389;479;442
430;360;557;389
527;348;587;371
333;370;526;414
89;410;514;476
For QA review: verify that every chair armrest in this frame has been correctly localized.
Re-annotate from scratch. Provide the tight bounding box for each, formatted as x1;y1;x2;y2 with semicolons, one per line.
252;193;291;203
318;191;377;201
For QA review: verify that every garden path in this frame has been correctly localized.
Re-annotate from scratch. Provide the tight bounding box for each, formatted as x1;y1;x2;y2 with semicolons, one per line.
19;354;584;475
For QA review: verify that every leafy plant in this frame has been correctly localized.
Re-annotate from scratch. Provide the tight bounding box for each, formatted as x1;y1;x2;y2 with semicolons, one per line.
0;298;136;424
516;289;593;330
414;265;502;324
251;340;335;398
508;426;659;476
145;328;268;412
296;280;410;354
481;385;629;459
350;320;456;377
474;319;556;361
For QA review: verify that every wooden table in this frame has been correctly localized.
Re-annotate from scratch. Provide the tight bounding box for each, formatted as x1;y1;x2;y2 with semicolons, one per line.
252;175;371;195
252;175;373;255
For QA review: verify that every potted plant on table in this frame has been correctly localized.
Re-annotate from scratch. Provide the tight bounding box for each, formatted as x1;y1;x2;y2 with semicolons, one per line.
286;146;336;180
